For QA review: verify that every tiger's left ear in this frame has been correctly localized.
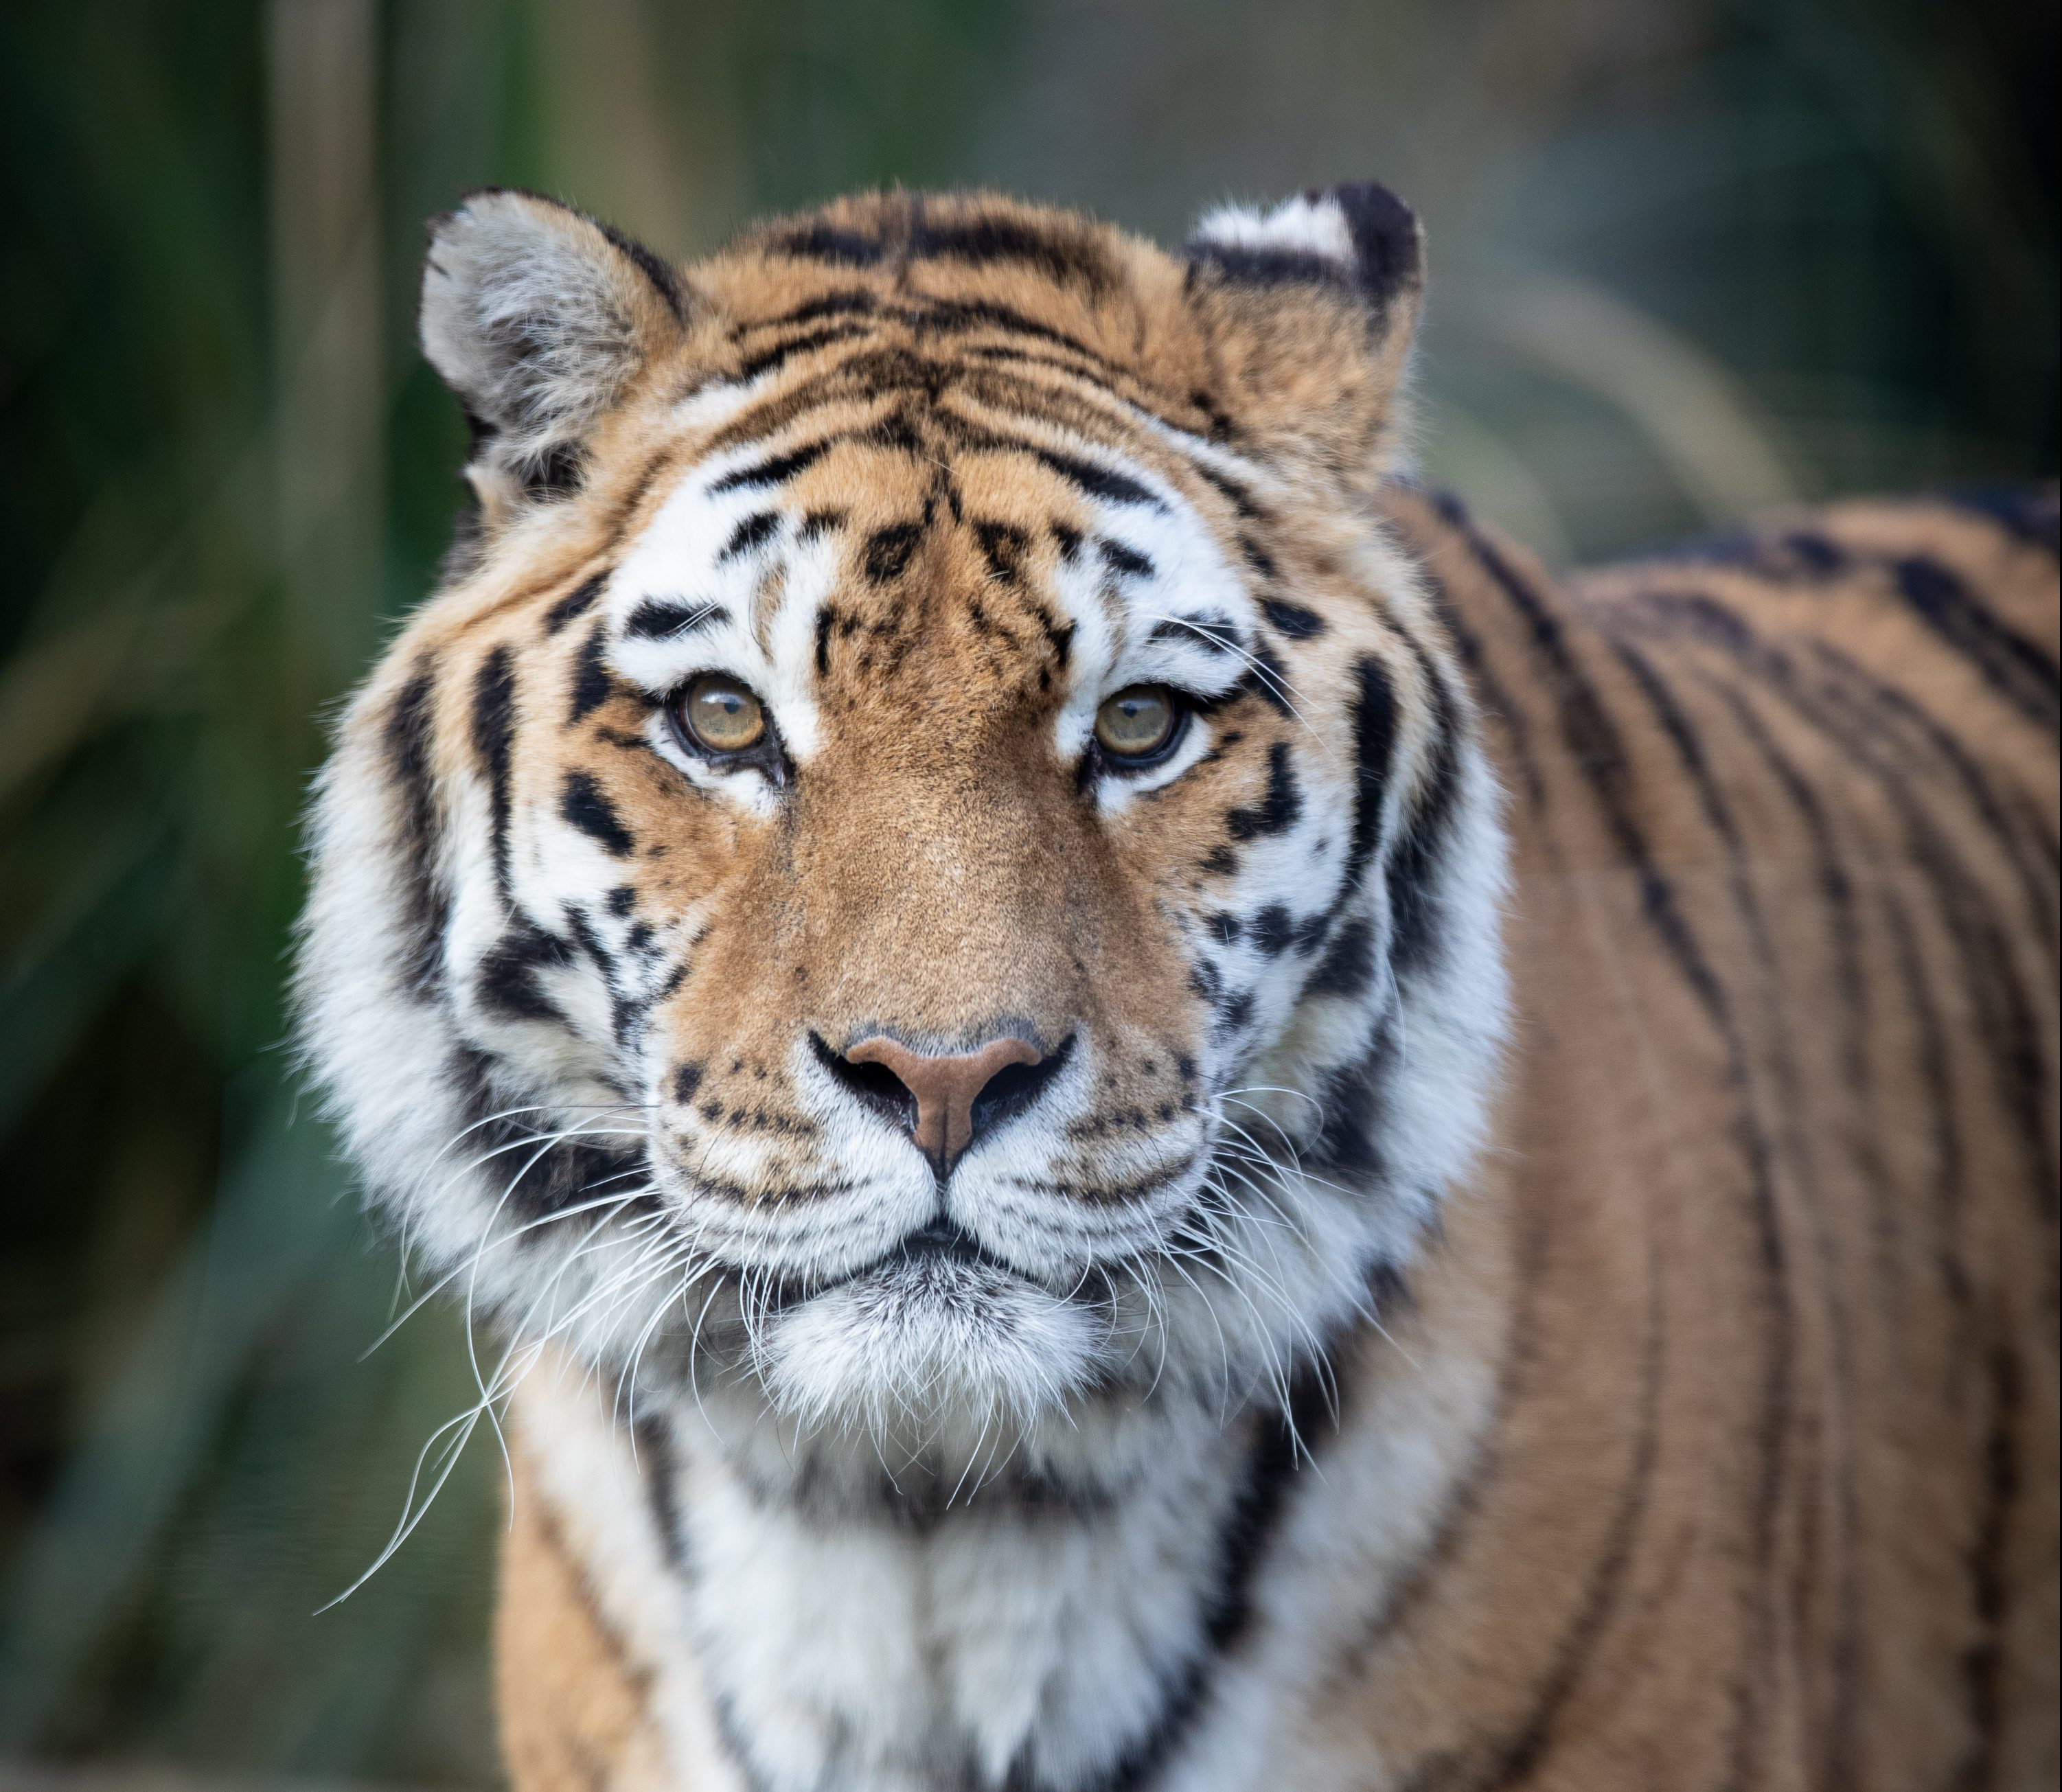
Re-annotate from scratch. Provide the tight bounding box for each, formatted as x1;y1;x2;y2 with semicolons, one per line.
1182;183;1424;492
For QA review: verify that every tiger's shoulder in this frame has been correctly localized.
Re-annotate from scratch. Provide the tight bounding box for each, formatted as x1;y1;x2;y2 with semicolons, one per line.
1382;481;2059;869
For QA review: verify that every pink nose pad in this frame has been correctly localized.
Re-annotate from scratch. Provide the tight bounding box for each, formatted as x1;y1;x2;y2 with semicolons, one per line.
843;1035;1045;1169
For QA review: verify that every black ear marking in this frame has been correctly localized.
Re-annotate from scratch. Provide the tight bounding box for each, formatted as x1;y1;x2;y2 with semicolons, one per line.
1312;183;1422;312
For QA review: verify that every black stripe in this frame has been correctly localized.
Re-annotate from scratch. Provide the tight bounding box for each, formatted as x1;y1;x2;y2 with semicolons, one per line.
1423;492;1547;812
1613;635;1868;1787
625;599;727;641
1098;538;1154;580
1225;741;1302;841
861;521;924;583
766;220;883;266
1447;1228;1664;1792
568;623;615;724
1811;639;2058;974
1470;558;1797;1784
908;211;1116;295
383;658;449;997
1085;1340;1349;1792
1303;1026;1397;1182
1152;614;1238;655
972;518;1031;584
709;439;829;494
1891;553;2059;733
470;647;517;901
719;512;781;561
735;321;873;382
545;575;606;633
1955;1341;2022;1788
1943;481;2060;553
1698;658;1973;1346
1261;597;1323;639
596;220;685;321
475;921;571;1024
1326;656;1399;928
1306;915;1376;1000
1028;445;1163;510
1385;632;1463;979
1636;590;2059;1230
445;1046;652;1224
561;770;634;858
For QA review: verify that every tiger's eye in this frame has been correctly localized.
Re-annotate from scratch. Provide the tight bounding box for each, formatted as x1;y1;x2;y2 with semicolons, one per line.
1094;685;1178;761
678;675;766;753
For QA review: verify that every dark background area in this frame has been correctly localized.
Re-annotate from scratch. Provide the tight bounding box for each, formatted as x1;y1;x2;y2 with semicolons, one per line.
1;1;2054;1783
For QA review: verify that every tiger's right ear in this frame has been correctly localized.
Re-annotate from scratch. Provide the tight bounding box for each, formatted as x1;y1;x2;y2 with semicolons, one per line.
420;189;688;512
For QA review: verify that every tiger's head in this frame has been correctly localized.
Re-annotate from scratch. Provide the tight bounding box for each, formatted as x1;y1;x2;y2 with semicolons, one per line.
297;185;1506;1486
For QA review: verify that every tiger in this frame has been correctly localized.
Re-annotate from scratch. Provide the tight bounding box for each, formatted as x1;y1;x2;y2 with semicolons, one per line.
293;181;2059;1791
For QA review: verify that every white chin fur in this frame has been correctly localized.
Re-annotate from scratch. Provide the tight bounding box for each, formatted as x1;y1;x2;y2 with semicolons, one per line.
756;1258;1104;1437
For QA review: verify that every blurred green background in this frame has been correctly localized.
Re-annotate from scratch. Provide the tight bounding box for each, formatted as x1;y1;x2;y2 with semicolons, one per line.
0;1;2054;1784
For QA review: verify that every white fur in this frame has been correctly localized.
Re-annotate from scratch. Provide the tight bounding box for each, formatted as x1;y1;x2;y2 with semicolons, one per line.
1191;194;1356;269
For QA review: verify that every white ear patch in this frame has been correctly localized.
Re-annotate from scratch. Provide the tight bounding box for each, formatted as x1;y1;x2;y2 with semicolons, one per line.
1190;193;1355;270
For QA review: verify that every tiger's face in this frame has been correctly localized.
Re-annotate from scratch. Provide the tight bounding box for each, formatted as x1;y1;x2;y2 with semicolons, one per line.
298;187;1507;1469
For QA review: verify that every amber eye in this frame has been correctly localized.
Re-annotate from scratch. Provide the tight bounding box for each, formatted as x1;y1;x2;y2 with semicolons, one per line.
674;674;766;754
1094;685;1181;763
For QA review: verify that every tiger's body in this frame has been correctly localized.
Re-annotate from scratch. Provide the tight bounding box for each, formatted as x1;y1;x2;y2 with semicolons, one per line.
296;184;2058;1791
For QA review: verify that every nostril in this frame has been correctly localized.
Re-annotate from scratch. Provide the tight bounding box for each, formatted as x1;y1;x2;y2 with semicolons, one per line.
968;1034;1075;1142
809;1032;918;1134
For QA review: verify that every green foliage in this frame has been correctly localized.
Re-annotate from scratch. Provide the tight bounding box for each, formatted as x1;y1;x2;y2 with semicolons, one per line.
0;0;2051;1781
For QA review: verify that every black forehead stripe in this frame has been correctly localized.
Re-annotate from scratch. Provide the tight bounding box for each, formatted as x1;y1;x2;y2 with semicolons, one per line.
1097;538;1155;580
973;518;1031;584
798;508;847;540
1262;597;1324;639
560;770;635;858
735;321;874;383
709;439;829;494
861;520;924;583
1028;445;1163;510
767;221;885;266
545;574;608;634
625;599;729;641
902;294;1133;382
1153;614;1242;656
908;213;1117;296
718;511;781;561
740;290;880;332
1241;536;1280;583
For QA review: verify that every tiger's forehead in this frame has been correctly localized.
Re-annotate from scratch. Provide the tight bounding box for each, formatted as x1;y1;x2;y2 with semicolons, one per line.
601;384;1259;755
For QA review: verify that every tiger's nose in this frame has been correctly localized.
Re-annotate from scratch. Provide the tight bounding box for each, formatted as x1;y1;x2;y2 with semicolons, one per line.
821;1033;1057;1173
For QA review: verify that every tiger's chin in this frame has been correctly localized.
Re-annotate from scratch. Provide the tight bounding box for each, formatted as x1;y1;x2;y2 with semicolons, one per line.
753;1251;1108;1442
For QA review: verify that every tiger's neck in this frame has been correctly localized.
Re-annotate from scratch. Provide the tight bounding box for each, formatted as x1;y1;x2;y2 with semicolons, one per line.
505;1190;1515;1792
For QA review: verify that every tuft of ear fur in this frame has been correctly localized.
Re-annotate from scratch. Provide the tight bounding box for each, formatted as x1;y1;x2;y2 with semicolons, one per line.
420;188;687;514
1183;182;1425;490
